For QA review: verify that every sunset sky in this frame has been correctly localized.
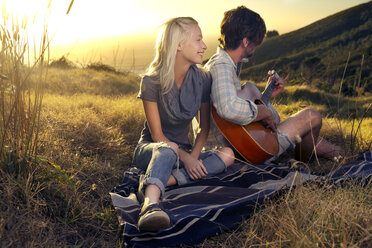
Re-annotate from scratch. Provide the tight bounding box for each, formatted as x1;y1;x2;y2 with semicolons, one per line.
1;0;370;71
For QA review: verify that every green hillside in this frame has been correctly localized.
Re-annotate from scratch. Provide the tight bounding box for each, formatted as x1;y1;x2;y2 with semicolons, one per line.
241;1;372;95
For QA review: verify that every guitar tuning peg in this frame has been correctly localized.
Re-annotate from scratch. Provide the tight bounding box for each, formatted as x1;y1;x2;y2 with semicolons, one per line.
268;70;279;79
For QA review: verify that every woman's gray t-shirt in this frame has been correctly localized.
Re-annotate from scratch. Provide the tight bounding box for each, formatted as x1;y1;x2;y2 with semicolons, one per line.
137;65;211;145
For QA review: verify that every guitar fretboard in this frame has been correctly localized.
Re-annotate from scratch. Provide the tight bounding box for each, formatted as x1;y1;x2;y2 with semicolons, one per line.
261;71;279;105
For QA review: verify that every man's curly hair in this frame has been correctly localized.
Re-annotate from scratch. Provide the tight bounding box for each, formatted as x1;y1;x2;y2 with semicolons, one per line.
219;6;266;50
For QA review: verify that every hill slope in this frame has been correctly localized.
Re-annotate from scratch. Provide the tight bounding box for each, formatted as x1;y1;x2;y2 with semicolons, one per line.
241;1;372;95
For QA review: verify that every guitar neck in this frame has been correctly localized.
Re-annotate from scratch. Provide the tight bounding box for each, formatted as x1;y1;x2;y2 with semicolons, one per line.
261;71;279;105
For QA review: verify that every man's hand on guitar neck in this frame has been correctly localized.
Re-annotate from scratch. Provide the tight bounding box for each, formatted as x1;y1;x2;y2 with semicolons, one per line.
255;105;278;132
268;75;285;99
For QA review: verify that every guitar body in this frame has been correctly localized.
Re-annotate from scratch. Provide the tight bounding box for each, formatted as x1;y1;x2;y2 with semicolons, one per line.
211;104;279;164
211;71;282;164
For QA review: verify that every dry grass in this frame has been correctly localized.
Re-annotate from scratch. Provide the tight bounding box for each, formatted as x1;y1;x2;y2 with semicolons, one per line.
0;5;143;245
40;67;140;96
200;180;372;248
0;12;370;245
0;60;370;246
39;92;143;167
0;67;145;247
0;64;371;247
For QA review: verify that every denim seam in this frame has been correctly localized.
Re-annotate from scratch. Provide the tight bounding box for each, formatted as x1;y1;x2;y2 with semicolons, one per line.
144;177;166;196
152;143;179;194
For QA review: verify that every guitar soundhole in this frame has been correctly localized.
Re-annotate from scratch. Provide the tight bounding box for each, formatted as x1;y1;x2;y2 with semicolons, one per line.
254;99;263;105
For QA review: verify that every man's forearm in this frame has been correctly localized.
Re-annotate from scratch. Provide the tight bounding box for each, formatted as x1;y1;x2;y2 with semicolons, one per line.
254;105;274;122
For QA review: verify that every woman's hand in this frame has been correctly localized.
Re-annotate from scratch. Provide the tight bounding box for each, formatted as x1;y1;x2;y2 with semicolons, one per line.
181;152;208;180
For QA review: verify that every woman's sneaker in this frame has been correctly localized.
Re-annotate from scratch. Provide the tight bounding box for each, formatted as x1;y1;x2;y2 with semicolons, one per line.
137;203;170;232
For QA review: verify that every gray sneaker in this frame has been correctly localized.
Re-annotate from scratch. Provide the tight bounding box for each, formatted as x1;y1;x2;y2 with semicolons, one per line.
137;203;170;232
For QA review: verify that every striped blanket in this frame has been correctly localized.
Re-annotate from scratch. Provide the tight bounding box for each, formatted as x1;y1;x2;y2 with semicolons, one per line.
110;151;372;248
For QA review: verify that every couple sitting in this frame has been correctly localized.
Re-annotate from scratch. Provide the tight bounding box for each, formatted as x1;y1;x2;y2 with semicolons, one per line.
132;6;345;232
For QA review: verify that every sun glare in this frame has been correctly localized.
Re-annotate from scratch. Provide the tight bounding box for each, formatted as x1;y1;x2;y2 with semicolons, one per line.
48;0;158;44
1;0;47;18
1;0;160;46
1;0;52;43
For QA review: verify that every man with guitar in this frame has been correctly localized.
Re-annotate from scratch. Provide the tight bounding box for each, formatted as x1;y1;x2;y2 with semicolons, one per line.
204;6;345;163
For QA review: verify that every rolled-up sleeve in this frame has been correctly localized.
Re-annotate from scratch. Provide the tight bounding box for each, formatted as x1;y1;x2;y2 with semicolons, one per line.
137;76;159;102
210;62;257;126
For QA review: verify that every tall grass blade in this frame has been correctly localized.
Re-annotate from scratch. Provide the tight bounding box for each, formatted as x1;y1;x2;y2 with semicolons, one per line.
0;6;49;172
66;0;75;15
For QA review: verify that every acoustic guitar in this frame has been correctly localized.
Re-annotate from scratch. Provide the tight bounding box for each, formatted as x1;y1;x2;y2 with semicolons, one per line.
211;70;280;164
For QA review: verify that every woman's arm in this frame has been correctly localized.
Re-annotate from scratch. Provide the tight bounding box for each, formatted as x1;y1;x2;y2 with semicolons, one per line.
144;99;208;180
142;100;169;142
190;102;210;159
178;102;209;180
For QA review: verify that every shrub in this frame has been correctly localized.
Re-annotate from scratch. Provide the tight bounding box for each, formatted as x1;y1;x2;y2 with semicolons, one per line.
49;56;75;69
87;62;117;73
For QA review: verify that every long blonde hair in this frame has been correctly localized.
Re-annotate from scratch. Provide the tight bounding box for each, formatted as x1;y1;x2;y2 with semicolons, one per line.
146;17;198;95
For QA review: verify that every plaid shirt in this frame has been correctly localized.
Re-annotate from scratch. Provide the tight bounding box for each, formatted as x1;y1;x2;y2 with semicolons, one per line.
204;47;258;148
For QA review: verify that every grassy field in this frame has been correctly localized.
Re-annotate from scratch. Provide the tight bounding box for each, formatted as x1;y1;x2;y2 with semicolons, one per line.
0;2;370;246
1;64;370;247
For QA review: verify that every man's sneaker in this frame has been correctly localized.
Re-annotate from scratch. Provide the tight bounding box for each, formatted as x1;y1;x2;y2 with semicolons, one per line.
137;203;170;232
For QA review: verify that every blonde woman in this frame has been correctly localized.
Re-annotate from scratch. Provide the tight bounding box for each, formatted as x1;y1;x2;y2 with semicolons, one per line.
133;17;235;232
